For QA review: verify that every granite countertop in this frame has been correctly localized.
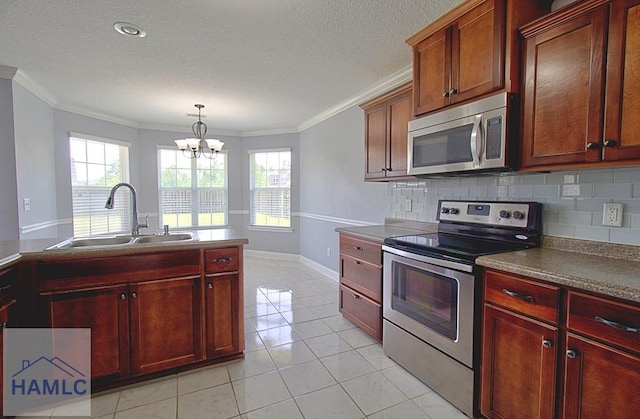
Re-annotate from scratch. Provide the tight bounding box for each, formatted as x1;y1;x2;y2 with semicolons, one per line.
477;239;640;304
337;221;640;304
336;220;438;243
0;229;249;267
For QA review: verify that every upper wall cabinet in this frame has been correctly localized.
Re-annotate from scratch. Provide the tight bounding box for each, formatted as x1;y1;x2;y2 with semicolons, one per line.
361;83;412;181
520;0;640;171
406;0;551;117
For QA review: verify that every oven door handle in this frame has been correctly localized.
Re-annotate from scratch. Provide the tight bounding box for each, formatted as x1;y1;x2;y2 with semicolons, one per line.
382;245;473;273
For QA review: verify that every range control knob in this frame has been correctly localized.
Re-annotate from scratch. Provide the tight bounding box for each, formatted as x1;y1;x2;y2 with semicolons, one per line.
499;210;511;219
441;207;450;214
449;208;460;215
512;210;525;220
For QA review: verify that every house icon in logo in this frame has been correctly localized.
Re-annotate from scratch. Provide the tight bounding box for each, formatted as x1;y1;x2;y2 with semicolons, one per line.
11;356;88;396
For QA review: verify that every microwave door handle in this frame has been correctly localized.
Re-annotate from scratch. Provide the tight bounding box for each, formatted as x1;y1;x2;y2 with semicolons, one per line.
469;114;483;169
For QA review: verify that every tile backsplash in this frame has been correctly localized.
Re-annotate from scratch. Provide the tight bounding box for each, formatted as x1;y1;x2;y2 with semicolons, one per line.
387;167;640;246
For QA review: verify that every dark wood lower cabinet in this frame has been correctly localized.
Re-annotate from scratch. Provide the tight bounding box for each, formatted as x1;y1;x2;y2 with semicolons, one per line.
563;333;640;419
481;305;558;419
130;276;202;375
44;284;130;384
205;273;240;358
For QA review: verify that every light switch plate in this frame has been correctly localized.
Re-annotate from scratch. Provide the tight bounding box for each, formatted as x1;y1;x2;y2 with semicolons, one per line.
603;203;623;227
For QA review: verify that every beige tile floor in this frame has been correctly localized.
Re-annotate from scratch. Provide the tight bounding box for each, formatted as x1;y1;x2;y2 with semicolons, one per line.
21;255;468;419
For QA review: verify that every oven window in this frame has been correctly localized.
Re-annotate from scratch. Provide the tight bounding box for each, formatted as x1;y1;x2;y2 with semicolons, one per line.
391;262;458;340
412;123;474;167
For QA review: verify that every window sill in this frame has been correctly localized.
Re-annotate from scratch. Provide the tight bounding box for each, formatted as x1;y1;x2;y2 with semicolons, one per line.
247;226;294;233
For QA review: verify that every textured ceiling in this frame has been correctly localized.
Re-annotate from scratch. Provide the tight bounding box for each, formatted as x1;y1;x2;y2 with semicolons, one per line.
0;0;460;135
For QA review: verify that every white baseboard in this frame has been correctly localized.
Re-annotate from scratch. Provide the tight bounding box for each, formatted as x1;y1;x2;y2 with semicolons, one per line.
244;250;339;282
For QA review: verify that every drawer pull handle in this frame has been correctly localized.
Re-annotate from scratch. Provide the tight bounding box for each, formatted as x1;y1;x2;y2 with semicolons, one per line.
212;257;232;263
207;283;213;289
131;292;138;299
542;339;553;349
566;349;577;359
502;289;534;303
353;246;364;251
0;283;13;291
353;293;361;299
119;293;127;300
595;316;640;334
354;260;363;265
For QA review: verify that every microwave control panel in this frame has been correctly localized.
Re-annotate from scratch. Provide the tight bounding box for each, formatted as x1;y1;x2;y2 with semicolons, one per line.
485;117;502;160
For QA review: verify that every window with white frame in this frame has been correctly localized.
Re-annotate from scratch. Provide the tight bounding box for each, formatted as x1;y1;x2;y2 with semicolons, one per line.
158;148;228;228
69;134;130;236
249;149;291;228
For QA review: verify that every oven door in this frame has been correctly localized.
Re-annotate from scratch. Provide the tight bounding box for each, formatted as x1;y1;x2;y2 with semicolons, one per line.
382;246;476;367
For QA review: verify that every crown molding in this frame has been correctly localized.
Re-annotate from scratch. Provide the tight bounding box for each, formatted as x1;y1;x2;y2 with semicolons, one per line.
55;103;140;128
5;64;412;137
296;65;412;132
0;65;18;80
12;69;58;107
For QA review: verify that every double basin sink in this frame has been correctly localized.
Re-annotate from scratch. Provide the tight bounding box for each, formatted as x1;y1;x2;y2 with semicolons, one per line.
47;232;195;250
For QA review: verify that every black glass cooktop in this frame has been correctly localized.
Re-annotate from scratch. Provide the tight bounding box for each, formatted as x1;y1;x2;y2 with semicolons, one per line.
383;233;532;263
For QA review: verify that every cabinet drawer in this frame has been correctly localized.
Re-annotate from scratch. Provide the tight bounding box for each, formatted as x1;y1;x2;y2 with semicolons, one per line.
205;247;239;274
567;292;640;354
339;235;381;266
340;255;381;302
484;270;560;324
339;284;381;341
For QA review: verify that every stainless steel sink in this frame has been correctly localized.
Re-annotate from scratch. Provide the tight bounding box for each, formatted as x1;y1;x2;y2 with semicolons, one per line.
47;236;135;249
46;232;195;250
132;233;194;244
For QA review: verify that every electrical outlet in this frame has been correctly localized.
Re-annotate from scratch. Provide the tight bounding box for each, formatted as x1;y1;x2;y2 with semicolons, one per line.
603;203;623;227
403;198;412;212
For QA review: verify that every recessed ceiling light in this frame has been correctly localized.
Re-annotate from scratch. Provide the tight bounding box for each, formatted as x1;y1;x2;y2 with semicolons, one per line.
113;22;146;38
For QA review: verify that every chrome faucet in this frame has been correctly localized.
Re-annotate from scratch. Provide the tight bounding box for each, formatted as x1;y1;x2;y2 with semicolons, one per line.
104;183;148;236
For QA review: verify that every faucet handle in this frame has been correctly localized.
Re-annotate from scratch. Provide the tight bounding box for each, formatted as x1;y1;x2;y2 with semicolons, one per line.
163;224;170;235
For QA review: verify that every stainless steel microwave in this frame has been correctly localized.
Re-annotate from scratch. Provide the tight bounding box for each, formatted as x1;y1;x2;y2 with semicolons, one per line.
407;92;516;176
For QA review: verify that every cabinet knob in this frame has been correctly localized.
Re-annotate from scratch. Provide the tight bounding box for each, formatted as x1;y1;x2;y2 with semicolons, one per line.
443;91;450;97
448;88;457;95
354;260;363;265
586;142;601;150
212;257;232;263
207;283;213;289
542;339;553;349
603;139;618;147
381;168;387;172
131;292;138;299
353;293;361;299
353;246;363;251
566;349;577;359
0;322;7;330
119;293;127;300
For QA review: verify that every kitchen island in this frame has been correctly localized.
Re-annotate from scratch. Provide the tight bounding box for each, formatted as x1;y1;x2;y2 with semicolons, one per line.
0;229;248;396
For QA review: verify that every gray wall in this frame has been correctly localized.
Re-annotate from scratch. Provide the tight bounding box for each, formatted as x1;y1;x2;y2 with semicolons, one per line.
298;105;387;272
0;79;19;240
13;83;57;239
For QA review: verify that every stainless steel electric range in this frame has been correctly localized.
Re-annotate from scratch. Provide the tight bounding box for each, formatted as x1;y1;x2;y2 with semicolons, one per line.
381;200;543;418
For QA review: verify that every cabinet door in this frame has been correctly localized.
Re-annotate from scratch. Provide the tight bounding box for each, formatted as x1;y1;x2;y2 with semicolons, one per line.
451;0;503;105
603;0;640;161
44;285;130;383
563;333;640;419
130;276;202;375
205;273;240;358
520;6;608;169
481;305;557;419
364;101;388;180
413;26;451;116
0;299;17;415
386;88;411;178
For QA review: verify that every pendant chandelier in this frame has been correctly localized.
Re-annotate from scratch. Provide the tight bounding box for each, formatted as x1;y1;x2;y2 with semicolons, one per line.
174;104;224;159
